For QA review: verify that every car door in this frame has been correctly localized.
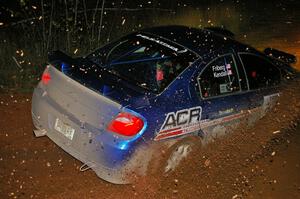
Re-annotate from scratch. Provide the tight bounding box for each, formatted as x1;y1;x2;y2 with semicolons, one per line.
237;52;281;120
191;52;251;141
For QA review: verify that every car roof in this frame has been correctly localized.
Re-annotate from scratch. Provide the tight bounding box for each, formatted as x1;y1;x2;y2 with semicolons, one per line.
140;25;242;56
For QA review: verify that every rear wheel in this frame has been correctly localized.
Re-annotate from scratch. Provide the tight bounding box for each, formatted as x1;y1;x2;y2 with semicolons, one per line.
164;143;193;173
148;136;201;176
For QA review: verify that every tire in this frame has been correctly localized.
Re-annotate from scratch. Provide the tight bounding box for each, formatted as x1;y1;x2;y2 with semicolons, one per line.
148;136;201;176
164;142;193;173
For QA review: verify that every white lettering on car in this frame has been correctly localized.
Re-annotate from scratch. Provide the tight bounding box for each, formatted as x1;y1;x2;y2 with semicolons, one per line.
212;63;232;78
154;106;202;141
136;34;179;52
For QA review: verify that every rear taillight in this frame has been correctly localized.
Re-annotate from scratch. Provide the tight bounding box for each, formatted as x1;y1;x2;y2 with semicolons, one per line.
107;112;144;136
42;72;51;84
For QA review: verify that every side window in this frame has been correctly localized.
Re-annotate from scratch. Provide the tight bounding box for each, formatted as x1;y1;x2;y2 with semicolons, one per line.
107;39;141;63
198;54;241;98
107;38;165;65
239;53;281;90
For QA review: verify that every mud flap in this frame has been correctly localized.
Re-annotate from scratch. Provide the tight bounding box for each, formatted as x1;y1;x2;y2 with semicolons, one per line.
33;129;47;137
262;93;280;116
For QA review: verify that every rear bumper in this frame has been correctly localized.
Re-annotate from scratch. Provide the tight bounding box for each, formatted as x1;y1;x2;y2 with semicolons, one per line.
31;86;149;184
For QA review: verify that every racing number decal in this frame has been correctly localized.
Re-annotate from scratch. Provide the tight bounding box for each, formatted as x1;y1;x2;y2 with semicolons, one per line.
154;107;202;141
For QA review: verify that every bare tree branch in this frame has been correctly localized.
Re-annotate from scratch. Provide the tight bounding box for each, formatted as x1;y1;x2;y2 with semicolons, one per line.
46;0;55;50
41;0;46;53
74;0;79;28
64;0;70;51
1;7;172;28
97;0;105;45
91;0;100;43
12;56;22;69
82;0;89;28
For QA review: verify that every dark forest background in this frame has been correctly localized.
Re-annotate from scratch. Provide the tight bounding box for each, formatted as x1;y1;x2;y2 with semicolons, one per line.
0;0;299;92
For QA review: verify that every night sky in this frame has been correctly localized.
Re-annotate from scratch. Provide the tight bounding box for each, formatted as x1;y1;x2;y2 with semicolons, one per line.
1;0;300;25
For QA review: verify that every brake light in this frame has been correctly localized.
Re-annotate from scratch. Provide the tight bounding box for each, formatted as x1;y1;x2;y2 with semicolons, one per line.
42;72;51;84
107;112;144;136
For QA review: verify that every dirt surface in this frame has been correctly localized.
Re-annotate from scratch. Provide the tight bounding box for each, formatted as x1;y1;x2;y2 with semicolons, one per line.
1;2;300;197
0;77;300;199
1;35;300;198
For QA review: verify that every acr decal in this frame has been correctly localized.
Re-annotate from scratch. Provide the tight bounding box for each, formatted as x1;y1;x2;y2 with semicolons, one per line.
154;106;262;141
154;106;202;141
136;34;180;52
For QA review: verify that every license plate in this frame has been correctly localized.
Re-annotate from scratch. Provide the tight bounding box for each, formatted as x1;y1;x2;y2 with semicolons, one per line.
54;118;75;140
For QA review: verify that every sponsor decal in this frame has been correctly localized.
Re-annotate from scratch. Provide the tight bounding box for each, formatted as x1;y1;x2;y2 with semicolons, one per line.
154;107;261;141
136;34;180;52
212;63;232;78
154;107;202;141
218;108;234;116
219;83;230;93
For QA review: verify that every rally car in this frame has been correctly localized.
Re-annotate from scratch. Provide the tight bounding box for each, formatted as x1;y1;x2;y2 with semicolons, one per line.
31;25;297;184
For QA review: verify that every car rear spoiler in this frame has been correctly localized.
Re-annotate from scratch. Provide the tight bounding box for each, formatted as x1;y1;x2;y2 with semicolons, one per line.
264;48;297;65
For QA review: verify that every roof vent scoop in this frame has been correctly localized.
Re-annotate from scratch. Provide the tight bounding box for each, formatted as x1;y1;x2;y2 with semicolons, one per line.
204;27;235;38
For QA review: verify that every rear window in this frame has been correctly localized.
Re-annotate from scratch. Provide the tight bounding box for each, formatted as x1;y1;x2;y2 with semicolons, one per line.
104;34;199;93
239;53;281;90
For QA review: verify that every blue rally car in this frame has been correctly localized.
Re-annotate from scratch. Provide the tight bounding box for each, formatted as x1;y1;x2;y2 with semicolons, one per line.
31;25;297;184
